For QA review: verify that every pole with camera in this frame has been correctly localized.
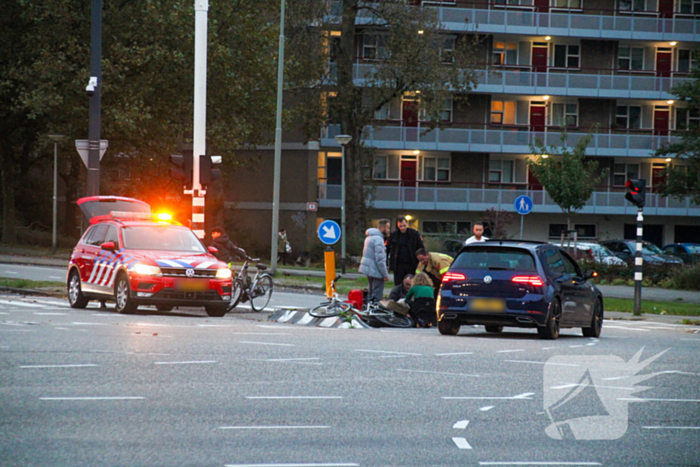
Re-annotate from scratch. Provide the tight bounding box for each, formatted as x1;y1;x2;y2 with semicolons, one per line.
625;179;646;317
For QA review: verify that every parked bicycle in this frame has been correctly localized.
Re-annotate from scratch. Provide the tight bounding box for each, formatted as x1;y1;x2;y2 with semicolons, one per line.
309;276;413;328
228;251;274;312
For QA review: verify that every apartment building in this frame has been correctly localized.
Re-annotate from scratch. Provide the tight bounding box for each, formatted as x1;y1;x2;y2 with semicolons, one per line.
230;0;700;252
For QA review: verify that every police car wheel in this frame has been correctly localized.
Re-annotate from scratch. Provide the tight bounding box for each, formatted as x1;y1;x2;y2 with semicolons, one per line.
68;270;89;309
114;274;137;315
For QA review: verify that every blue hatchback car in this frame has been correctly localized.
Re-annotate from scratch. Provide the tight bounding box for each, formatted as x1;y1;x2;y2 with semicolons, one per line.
437;241;603;340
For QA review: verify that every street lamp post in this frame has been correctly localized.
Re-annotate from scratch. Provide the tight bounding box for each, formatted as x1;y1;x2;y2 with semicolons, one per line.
334;134;352;274
48;134;64;254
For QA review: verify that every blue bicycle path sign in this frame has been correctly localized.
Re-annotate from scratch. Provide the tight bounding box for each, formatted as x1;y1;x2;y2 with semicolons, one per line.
514;195;533;215
317;219;341;245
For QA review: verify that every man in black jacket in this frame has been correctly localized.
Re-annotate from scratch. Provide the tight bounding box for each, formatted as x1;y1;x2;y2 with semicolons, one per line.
210;227;245;263
387;216;424;286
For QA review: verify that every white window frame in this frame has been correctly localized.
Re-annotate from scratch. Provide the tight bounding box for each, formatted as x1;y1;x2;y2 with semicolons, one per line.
421;156;451;182
552;44;580;69
490;100;517;125
494;0;533;7
676;107;700;130
492;41;519;66
489;159;515;184
613;162;640;186
676;49;697;73
362;32;387;61
678;0;700;14
615;105;642;129
550;102;579;128
619;0;646;12
618;46;645;71
551;0;583;10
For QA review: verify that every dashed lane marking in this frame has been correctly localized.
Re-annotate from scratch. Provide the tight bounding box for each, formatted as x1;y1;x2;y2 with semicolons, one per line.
246;396;343;400
453;437;473;449
21;364;98;369
225;464;359;467
219;426;330;430
153;361;217;365
435;352;474;356
41;397;145;401
396;369;479;378
505;360;580;367
642;426;700;430
354;349;422;356
239;341;295;347
497;349;525;353
443;392;535;401
479;463;602;466
480;406;495;411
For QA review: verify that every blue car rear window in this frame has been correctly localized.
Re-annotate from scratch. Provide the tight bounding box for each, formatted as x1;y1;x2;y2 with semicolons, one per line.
453;247;536;271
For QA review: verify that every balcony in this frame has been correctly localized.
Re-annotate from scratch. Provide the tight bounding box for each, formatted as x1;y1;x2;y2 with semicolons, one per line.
352;64;693;99
421;5;700;41
318;182;700;217
321;124;681;158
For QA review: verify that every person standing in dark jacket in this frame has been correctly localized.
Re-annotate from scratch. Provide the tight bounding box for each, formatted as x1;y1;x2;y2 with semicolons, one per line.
210;227;244;263
387;216;424;286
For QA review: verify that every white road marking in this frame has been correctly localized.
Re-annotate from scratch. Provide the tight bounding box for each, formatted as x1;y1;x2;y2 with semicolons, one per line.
153;360;217;365
34;312;68;316
225;464;359;467
604;325;650;332
197;324;233;327
480;406;495;411
681;338;700;342
21;364;98;369
239;341;295;347
453;420;469;429
219;426;330;430
54;327;70;330
354;349;422;356
505;360;580;367
497;349;525;353
0;300;45;308
479;463;602;466
444;392;534;401
396;369;479;377
3;271;18;275
619;397;700;402
246;396;343;400
231;332;292;336
71;322;108;326
642;426;700;430
40;397;145;401
259;358;321;362
452;437;472;449
541;347;555;350
551;383;636;391
569;345;584;348
435;352;474;356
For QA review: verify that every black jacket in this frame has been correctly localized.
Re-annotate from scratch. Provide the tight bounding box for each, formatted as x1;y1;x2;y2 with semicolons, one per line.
387;228;424;272
210;233;244;262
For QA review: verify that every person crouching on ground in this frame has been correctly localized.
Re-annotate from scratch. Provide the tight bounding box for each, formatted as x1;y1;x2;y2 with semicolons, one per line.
389;274;414;301
404;272;436;328
358;219;391;302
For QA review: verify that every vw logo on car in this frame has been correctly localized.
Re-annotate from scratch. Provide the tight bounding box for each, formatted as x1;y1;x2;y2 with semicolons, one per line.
186;268;195;278
484;275;492;284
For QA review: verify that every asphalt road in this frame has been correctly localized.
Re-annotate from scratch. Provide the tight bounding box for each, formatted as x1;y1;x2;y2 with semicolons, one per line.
1;294;699;467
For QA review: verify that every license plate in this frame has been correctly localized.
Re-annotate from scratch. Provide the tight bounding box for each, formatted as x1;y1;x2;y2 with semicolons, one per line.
470;298;506;313
174;279;209;292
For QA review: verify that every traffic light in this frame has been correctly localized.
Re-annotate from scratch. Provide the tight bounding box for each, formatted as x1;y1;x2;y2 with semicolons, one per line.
199;155;222;186
625;179;646;208
169;150;193;188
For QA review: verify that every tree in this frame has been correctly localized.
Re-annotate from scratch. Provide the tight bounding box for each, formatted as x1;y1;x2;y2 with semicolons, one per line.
654;61;700;203
284;0;480;236
483;208;515;239
528;133;609;234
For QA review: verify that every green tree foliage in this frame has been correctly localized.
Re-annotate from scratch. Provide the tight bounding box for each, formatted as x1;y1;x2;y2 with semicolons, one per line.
655;61;700;203
529;133;608;231
284;0;480;235
0;0;280;242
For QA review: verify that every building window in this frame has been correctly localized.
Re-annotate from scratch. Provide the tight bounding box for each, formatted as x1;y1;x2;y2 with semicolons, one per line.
440;97;453;122
492;41;518;66
613;163;640;186
676;108;700;130
618;47;645;71
373;155;388;179
490;100;516;125
615;105;642;129
553;44;580;68
495;0;530;5
422;156;451;181
441;36;455;63
677;49;696;73
549;224;597;239
374;102;392;120
679;0;700;14
362;33;387;60
551;103;578;128
489;159;514;183
423;221;471;236
552;0;582;8
620;0;645;11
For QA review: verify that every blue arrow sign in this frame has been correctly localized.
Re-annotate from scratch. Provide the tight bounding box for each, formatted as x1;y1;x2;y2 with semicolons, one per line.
317;220;341;245
514;195;533;215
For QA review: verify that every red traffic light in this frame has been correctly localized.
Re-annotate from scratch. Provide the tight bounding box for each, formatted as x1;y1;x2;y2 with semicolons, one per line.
624;179;646;208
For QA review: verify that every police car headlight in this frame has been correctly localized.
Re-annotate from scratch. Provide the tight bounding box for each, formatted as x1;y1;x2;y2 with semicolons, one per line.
133;263;162;276
215;268;232;280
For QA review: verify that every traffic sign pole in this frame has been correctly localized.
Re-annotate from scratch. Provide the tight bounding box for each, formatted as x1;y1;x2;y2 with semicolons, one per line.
514;195;533;240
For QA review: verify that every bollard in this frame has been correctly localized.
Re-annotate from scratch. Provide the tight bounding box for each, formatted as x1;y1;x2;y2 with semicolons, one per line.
324;247;336;299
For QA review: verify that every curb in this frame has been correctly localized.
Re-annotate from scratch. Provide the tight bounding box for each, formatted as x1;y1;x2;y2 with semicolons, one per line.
0;286;66;298
268;307;372;329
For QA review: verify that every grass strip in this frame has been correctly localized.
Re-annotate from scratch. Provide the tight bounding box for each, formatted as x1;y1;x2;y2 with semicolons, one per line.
605;297;700;317
0;278;64;289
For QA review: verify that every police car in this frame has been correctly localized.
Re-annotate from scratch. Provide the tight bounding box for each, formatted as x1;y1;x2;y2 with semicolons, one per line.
67;196;233;316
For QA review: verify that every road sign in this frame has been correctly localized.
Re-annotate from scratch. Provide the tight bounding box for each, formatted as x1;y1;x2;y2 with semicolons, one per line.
318;220;341;245
75;140;108;168
307;202;318;212
514;195;533;215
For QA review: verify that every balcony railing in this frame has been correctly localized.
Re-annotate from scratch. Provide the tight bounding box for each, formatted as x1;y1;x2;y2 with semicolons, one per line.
351;64;693;99
321;124;681;158
318;182;700;216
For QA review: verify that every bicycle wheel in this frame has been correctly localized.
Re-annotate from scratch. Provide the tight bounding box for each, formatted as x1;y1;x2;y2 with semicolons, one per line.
228;279;245;311
374;311;414;328
250;274;273;312
309;301;352;318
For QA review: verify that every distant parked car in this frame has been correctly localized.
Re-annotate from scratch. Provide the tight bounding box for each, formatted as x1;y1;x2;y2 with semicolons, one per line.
600;239;683;265
662;243;700;264
553;242;627;267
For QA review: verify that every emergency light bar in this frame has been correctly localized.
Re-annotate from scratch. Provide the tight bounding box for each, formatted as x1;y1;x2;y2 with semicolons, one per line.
109;211;173;222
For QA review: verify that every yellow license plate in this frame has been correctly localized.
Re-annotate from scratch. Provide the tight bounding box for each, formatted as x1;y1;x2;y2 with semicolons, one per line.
174;279;209;292
470;298;506;313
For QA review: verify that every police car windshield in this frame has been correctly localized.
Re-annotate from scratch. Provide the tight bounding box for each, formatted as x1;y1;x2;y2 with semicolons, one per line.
122;226;206;252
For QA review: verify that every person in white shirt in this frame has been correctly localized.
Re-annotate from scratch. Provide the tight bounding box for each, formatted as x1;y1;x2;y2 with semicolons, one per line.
465;222;488;245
